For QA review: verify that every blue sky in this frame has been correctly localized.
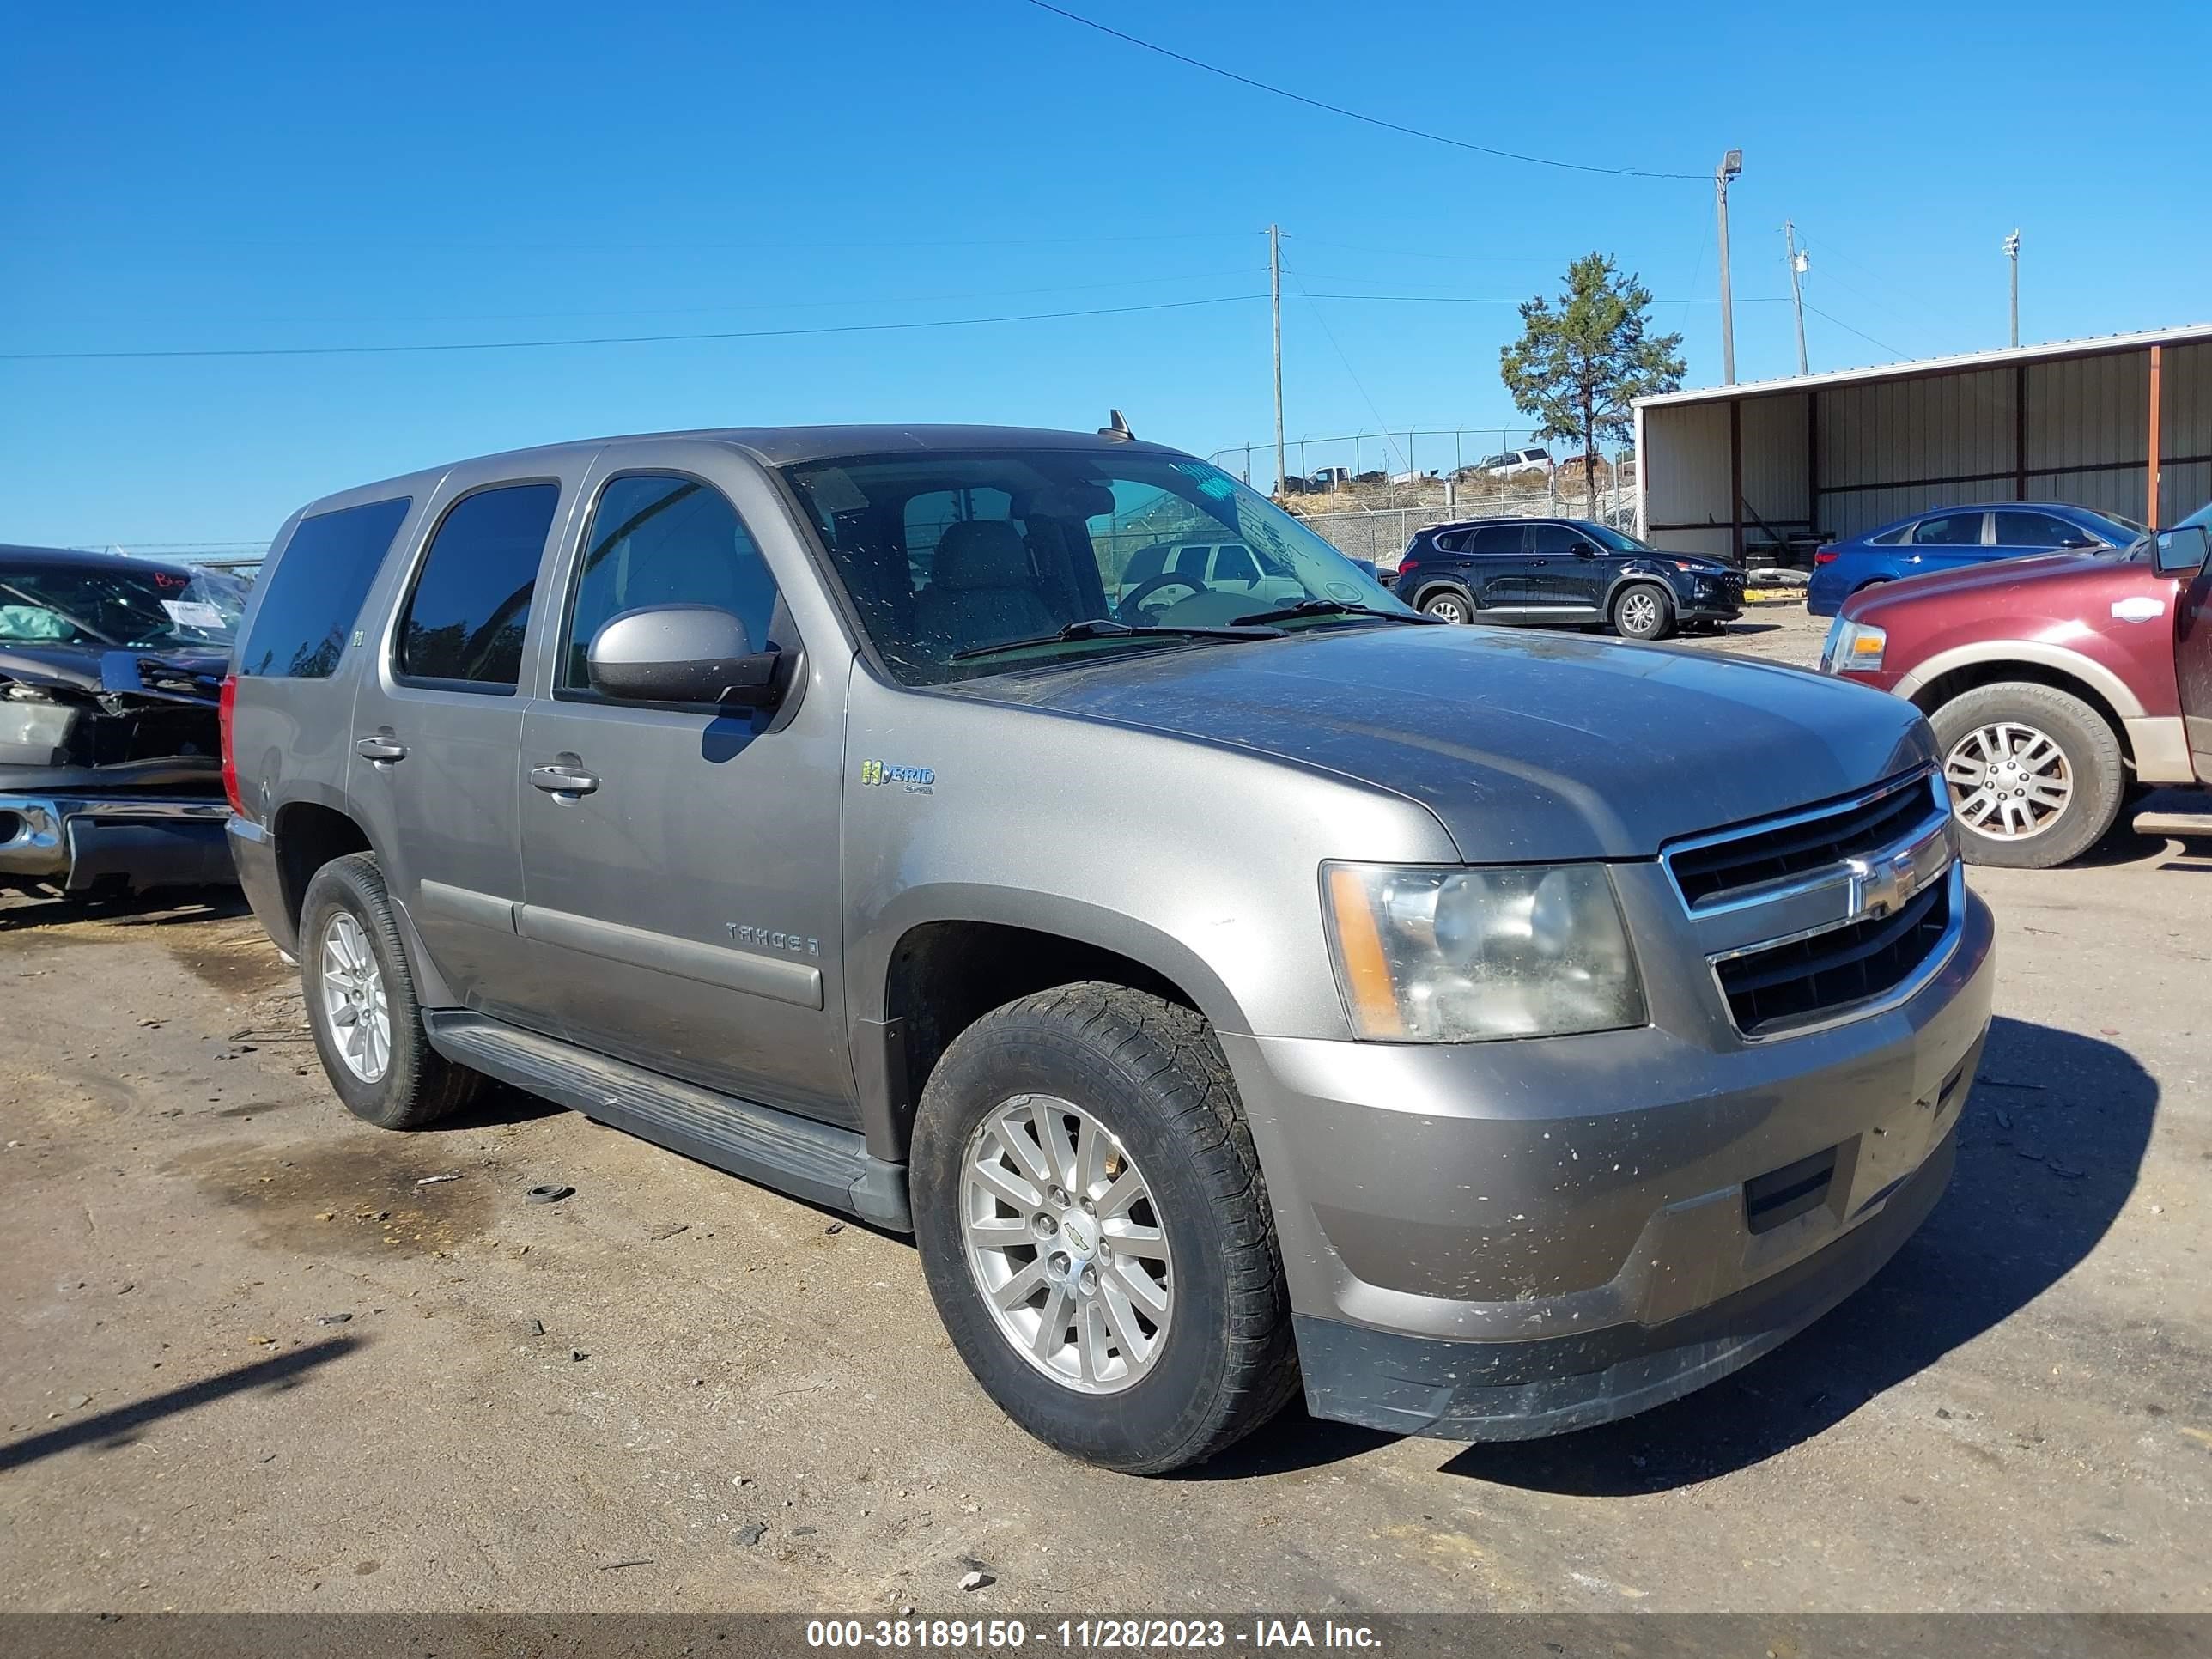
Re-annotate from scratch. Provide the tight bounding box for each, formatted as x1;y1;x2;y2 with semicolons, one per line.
4;0;2206;547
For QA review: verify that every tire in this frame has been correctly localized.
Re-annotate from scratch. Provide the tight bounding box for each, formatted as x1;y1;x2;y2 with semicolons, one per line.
1611;582;1673;641
909;982;1299;1474
1928;681;2124;869
1419;589;1471;624
299;853;483;1129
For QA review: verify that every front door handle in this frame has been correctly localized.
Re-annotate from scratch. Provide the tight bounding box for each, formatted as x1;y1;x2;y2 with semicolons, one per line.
530;765;600;797
355;737;408;763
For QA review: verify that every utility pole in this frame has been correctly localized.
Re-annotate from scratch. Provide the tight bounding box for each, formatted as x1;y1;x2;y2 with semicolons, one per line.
1716;149;1743;384
1784;218;1809;376
1269;225;1285;497
2002;228;2021;348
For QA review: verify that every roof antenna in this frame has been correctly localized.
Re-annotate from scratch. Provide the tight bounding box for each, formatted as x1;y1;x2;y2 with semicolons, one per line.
1098;409;1134;441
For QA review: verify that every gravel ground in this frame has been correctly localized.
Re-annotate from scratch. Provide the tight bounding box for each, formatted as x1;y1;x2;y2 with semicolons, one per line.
3;600;2206;1616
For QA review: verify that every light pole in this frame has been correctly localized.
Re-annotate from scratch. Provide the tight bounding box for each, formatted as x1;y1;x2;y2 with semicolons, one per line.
2002;228;2021;348
1716;149;1743;384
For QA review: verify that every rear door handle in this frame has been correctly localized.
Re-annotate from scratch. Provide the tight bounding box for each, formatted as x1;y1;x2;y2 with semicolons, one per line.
354;737;408;763
530;765;600;797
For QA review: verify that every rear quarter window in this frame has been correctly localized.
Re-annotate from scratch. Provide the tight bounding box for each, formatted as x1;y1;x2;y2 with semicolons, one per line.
236;496;412;678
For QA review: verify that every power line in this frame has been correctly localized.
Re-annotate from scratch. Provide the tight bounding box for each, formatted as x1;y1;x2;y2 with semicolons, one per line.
1801;301;1911;362
2;294;1267;362
1278;251;1408;474
1017;0;1705;181
5;290;1788;362
55;268;1273;331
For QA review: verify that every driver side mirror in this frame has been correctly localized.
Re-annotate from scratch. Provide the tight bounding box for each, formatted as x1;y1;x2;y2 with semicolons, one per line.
2154;525;2211;578
1571;539;1597;557
587;604;783;708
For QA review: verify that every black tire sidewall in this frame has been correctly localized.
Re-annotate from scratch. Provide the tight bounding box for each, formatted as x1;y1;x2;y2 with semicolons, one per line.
911;1007;1259;1473
1929;684;2124;868
1613;582;1671;640
1420;591;1468;623
299;856;436;1128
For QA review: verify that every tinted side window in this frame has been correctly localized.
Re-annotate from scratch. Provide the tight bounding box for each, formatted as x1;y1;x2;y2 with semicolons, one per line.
564;475;781;692
1994;511;2078;546
395;483;557;691
236;497;410;678
1911;513;1985;547
1465;525;1524;556
1526;524;1583;556
1213;544;1261;583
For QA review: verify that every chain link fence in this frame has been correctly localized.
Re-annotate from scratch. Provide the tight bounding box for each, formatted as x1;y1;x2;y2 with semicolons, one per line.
1295;480;1638;568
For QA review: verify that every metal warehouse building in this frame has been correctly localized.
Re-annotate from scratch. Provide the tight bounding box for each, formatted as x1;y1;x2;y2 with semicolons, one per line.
1634;323;2212;562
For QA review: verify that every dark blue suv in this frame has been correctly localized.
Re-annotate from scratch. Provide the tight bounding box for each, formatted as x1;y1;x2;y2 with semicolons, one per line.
1390;517;1743;641
1805;501;2142;617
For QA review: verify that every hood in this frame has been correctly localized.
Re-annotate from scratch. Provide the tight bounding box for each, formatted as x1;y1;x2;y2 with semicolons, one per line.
957;625;1934;861
0;643;227;704
1842;550;2120;617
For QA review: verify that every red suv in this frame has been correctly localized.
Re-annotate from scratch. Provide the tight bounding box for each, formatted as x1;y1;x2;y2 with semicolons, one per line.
1819;506;2212;868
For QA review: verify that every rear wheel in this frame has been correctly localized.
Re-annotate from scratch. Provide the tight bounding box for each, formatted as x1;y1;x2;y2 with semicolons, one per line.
909;983;1299;1473
1419;590;1470;624
300;853;484;1128
1611;582;1673;641
1929;682;2124;868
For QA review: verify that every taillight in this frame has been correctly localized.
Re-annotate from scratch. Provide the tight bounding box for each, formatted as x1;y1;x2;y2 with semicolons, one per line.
218;674;243;815
1814;550;1839;565
1396;557;1419;579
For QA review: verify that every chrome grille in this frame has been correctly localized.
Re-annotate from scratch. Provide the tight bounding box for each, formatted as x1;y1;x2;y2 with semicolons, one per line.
1662;770;1962;1039
1716;872;1954;1036
1667;770;1939;911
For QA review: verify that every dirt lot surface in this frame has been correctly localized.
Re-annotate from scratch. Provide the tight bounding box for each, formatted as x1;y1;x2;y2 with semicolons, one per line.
3;604;2207;1617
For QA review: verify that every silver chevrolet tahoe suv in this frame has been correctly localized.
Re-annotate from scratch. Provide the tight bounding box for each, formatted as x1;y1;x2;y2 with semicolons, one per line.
225;424;1995;1473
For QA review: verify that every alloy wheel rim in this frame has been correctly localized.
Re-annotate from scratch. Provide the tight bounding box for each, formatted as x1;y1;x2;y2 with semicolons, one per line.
1427;597;1464;622
1620;592;1659;634
1944;720;2072;841
319;912;392;1082
959;1094;1174;1395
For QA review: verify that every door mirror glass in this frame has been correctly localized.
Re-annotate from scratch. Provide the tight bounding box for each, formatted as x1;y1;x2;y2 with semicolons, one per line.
1571;539;1597;557
2154;524;2211;578
586;604;782;707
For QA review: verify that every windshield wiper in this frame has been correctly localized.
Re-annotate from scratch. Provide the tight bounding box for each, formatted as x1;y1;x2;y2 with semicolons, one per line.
1229;598;1443;628
951;617;1284;663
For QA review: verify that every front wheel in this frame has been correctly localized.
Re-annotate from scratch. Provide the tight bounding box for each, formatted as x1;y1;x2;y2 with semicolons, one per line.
1929;682;2124;868
1611;582;1673;641
1419;590;1470;624
909;983;1299;1474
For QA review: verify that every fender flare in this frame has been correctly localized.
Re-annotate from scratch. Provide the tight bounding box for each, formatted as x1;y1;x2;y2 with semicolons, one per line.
1891;640;2148;720
848;884;1253;1160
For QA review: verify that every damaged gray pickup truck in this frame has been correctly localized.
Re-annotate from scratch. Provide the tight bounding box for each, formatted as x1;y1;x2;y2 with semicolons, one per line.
228;424;1996;1473
0;544;240;896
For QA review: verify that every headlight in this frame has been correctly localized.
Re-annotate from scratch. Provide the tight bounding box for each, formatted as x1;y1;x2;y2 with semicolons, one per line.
1322;862;1646;1042
1819;617;1887;673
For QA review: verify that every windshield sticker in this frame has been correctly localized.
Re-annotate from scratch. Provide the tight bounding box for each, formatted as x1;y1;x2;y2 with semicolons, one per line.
1168;460;1239;501
160;599;227;629
805;468;870;514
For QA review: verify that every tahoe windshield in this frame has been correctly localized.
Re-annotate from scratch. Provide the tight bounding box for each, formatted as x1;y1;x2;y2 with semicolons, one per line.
780;449;1413;684
0;562;245;650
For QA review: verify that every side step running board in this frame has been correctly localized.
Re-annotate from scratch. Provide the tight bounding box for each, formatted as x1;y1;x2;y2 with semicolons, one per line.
2133;809;2212;840
424;1011;911;1231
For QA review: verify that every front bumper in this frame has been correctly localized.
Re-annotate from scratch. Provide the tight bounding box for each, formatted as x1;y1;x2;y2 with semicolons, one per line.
0;790;234;892
1221;883;1995;1441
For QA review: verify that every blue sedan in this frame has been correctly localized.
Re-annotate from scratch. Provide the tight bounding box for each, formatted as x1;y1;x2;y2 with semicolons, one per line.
1805;501;2143;617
